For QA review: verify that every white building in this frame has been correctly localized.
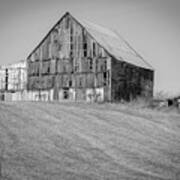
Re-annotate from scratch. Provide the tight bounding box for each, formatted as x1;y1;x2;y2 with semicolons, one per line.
7;60;27;91
0;60;27;101
0;67;6;91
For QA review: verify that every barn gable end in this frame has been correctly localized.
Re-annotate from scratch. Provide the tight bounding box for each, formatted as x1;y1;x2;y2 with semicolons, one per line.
27;12;154;102
27;12;112;102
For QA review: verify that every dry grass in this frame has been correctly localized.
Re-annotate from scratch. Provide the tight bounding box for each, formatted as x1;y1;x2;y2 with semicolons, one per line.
0;101;180;180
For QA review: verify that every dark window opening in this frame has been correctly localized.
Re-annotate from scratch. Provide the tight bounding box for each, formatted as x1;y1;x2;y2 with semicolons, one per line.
84;43;87;57
84;51;87;57
70;23;73;57
70;32;73;42
103;72;107;86
69;80;72;87
47;66;50;73
70;44;73;57
168;99;173;106
93;43;96;57
70;35;73;42
63;90;69;99
5;69;8;91
89;58;93;70
104;60;107;71
104;72;107;79
70;22;73;37
79;77;82;87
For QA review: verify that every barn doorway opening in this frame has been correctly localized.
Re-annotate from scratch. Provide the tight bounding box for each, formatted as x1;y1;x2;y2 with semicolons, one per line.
63;88;69;99
168;99;173;106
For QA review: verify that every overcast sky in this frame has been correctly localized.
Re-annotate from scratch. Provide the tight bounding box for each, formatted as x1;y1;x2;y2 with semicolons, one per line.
0;0;180;95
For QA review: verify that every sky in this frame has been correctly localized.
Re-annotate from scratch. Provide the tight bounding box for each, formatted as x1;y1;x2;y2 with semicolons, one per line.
0;0;180;95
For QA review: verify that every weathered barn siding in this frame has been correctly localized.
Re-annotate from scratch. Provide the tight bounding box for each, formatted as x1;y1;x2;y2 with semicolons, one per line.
26;12;154;102
111;58;154;101
27;13;112;102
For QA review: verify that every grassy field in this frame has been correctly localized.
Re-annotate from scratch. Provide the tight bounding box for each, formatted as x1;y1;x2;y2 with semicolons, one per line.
0;102;179;180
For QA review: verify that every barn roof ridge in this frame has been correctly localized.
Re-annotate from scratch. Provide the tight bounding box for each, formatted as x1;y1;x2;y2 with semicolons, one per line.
71;13;153;70
27;11;153;70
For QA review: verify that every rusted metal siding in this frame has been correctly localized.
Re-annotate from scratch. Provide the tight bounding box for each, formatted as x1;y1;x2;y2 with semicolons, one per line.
27;13;112;102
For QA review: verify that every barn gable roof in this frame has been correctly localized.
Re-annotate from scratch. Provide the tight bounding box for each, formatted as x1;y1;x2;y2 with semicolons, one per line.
27;12;153;70
75;16;153;70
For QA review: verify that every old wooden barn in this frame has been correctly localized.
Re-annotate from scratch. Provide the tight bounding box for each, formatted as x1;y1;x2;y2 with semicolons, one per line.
27;12;154;102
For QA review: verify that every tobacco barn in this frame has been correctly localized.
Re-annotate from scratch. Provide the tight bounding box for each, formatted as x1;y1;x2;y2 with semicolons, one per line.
27;12;154;102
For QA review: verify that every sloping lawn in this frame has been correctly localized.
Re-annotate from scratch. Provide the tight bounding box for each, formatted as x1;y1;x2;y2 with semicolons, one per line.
0;102;179;180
